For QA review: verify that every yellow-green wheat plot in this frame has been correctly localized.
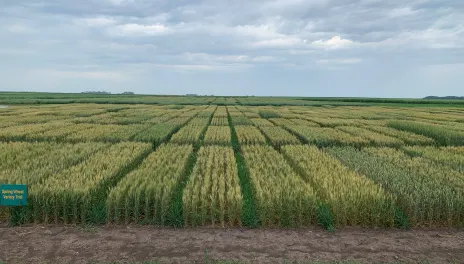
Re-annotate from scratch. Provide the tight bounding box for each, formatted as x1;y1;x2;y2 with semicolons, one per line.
242;145;316;227
282;145;395;227
183;146;242;226
404;146;464;172
66;124;149;142
307;117;361;127
329;147;464;227
289;119;320;127
188;117;210;126
250;118;274;127
287;126;368;147
31;142;152;224
0;142;108;186
0;121;69;141
364;147;464;226
0;142;58;172
259;126;300;147
210;116;229;126
235;126;267;145
366;126;434;145
268;118;296;127
107;144;193;224
204;126;231;145
337;126;404;147
170;125;206;144
25;124;95;141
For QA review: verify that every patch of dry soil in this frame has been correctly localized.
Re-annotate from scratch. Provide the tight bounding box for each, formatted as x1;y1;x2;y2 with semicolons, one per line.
0;226;463;263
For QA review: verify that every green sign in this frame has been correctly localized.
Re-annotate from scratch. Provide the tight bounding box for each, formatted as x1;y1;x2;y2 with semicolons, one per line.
0;184;27;206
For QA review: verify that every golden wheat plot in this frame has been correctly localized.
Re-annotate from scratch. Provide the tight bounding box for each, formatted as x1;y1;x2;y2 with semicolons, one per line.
242;145;317;227
259;126;300;147
250;118;274;127
210;116;229;126
107;144;193;224
66;124;130;142
0;121;69;141
306;117;361;127
203;126;231;145
166;117;192;126
31;142;152;224
170;125;206;144
188;118;210;126
214;106;228;117
183;146;242;226
227;106;243;117
25;124;95;141
235;126;267;145
282;145;395;227
289;119;320;127
268;118;296;127
9;114;70;125
337;126;404;147
0;142;57;172
287;126;368;147
0;142;108;186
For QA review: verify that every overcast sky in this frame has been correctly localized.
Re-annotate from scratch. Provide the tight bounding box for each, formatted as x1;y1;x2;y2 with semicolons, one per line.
1;0;463;97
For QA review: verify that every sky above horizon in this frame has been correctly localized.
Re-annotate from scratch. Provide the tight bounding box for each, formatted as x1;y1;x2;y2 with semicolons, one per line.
1;0;463;98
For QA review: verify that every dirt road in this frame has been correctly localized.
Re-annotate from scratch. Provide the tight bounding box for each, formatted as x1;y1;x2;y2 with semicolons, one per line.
0;226;463;263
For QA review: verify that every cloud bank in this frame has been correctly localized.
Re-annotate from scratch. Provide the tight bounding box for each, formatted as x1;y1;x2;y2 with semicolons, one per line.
0;0;463;97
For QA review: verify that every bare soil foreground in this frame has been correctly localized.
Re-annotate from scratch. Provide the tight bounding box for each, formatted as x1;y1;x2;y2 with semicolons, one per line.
0;226;463;264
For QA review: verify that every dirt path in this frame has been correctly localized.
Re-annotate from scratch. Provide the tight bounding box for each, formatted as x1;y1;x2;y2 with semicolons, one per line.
0;226;463;264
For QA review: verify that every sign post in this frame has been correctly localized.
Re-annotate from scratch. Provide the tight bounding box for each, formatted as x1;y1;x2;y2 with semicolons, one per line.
0;184;28;206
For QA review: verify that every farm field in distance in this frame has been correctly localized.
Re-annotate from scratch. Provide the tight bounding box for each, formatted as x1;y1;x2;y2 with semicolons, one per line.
0;100;464;230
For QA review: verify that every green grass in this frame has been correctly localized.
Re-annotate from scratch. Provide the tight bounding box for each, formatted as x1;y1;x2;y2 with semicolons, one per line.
228;110;260;227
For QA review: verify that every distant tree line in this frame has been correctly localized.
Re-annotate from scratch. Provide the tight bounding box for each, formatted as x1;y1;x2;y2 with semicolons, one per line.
424;96;464;100
81;91;111;94
80;91;135;95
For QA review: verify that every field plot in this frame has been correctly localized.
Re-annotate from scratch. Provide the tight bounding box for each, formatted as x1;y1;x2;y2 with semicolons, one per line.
282;145;395;227
286;126;368;147
328;147;464;227
170;125;207;145
366;126;434;145
242;145;316;227
66;124;150;142
250;118;274;127
0;102;463;230
203;126;231;145
107;144;193;225
131;124;178;144
0;142;107;186
337;126;404;147
388;120;464;146
0;121;71;141
210;116;229;126
183;146;242;226
259;126;300;147
235;126;267;145
31;142;152;223
231;116;253;126
403;146;464;172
